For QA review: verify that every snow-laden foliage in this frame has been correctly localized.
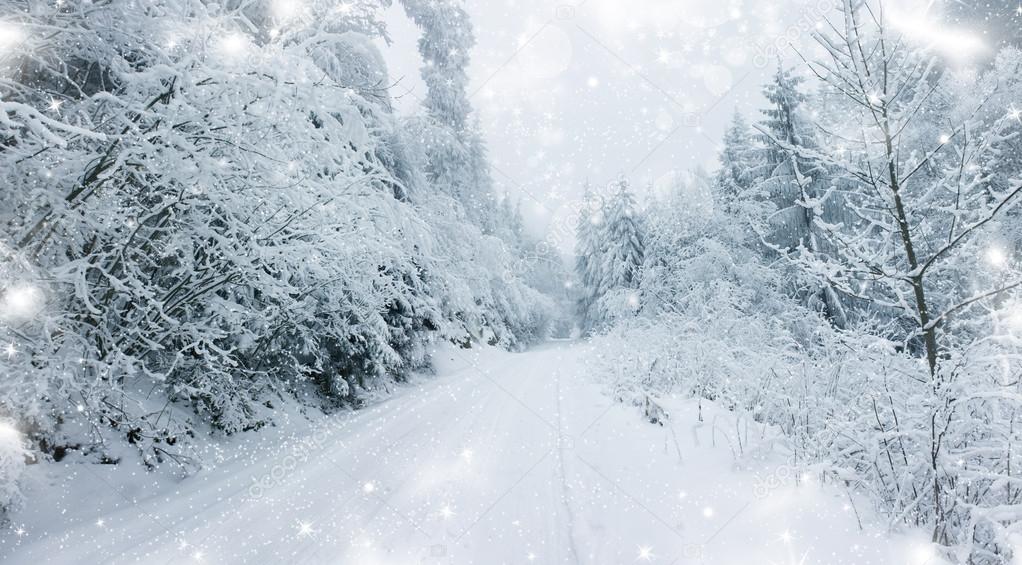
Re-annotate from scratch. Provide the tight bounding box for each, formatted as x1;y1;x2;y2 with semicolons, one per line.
587;2;1022;562
598;180;644;294
0;0;551;485
399;0;498;231
714;112;757;216
754;66;850;328
574;178;645;334
597;194;1022;563
574;183;603;333
0;421;26;513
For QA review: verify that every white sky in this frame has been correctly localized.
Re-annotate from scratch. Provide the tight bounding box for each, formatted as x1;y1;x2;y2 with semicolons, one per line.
376;0;1008;247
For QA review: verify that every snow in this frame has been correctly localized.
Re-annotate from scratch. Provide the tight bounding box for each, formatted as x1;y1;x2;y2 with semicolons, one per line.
2;2;1020;562
0;421;25;513
2;341;944;564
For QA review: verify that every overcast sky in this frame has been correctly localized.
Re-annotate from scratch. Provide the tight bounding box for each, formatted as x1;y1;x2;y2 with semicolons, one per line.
377;0;1020;247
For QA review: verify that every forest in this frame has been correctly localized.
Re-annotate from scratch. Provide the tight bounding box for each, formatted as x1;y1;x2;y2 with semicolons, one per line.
1;0;1021;563
0;0;553;502
577;7;1022;561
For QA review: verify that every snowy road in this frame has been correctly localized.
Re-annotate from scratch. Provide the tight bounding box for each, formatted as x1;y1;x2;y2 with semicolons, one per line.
4;341;938;564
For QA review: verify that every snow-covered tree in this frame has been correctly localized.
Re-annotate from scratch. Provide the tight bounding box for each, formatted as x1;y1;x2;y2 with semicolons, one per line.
400;0;498;231
594;7;1022;563
755;65;849;328
771;1;1022;555
574;183;604;334
714;112;758;214
593;178;645;324
575;177;648;332
599;179;645;291
973;47;1022;258
0;0;552;478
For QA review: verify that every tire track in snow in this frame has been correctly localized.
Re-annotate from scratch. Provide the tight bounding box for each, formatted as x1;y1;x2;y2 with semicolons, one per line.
555;368;583;564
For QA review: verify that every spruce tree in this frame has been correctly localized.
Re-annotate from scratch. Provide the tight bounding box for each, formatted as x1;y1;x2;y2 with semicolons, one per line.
599;178;645;294
757;65;848;328
714;111;757;214
574;183;604;333
400;0;497;232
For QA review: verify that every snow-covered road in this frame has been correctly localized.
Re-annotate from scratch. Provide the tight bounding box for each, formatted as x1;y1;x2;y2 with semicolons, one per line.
4;341;941;564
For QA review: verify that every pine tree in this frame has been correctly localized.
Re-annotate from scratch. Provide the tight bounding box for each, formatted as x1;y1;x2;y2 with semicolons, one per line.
496;193;525;251
714;111;757;214
599;178;645;294
511;198;525;243
399;0;474;131
758;65;822;237
756;65;848;328
400;0;497;232
574;182;604;333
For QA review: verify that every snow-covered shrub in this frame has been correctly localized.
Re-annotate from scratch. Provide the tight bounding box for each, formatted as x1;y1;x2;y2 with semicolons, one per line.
398;119;554;348
596;81;1022;559
0;421;27;514
595;196;819;415
0;0;552;469
596;229;1022;561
